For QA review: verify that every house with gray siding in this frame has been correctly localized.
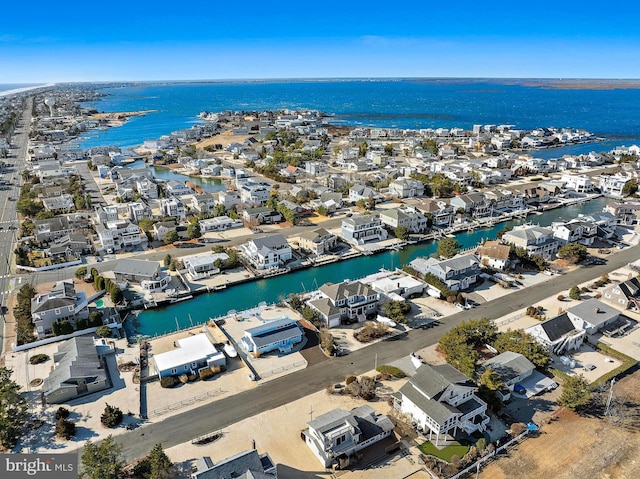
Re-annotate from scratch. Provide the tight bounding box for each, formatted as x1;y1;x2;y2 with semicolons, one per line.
43;336;110;404
410;253;480;291
31;281;89;339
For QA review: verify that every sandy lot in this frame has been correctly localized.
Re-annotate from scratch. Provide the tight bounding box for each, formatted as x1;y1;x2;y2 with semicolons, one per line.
480;369;640;479
166;374;415;479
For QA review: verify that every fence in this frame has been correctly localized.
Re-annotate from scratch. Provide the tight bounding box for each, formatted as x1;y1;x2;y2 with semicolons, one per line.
148;387;223;417
13;327;101;352
258;359;308;380
448;429;531;479
494;311;525;327
16;259;82;272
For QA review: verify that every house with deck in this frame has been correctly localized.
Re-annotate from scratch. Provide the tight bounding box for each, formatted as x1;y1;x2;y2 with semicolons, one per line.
297;228;338;256
239;234;292;270
153;334;226;379
303;405;394;468
191;450;277;479
393;363;489;446
31;281;89;339
43;336;111;404
341;214;388;245
409;253;480;291
501;224;559;260
240;317;304;356
308;281;379;328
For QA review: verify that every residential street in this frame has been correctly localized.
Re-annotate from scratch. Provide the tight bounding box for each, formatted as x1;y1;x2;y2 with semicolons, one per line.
102;242;640;461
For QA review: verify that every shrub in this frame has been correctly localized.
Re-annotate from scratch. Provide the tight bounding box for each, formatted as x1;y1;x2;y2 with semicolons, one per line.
476;437;486;451
179;374;189;384
29;353;49;365
375;365;406;378
95;326;112;338
160;376;180;388
59;320;74;335
344;375;376;400
345;375;357;385
199;369;214;380
101;404;123;428
557;294;565;301
56;417;76;440
569;285;580;300
187;373;197;382
55;407;70;420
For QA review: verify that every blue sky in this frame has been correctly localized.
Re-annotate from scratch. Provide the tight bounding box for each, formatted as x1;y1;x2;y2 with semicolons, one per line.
2;1;640;82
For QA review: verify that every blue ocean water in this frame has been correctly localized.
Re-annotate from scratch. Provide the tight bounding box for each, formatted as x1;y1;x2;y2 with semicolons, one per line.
78;80;640;152
0;83;42;93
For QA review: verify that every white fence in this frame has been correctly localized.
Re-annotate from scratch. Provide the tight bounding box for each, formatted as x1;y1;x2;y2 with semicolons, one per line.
13;328;100;352
148;387;223;417
16;259;82;272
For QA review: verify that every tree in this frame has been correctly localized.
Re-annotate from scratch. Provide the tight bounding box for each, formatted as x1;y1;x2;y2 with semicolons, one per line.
558;374;591;411
59;320;74;335
187;222;201;239
479;368;505;391
96;326;112;338
492;329;550;367
56;417;76;440
213;203;226;217
384;143;394;156
383;301;411;323
110;287;123;305
569;285;581;300
622;178;638;196
80;435;124;479
316;205;329;217
0;367;28;449
164;230;179;244
437;237;460;259
164;254;172;266
75;266;88;279
557;244;588;264
88;311;103;327
101;403;123;428
148;443;173;479
394;226;410;240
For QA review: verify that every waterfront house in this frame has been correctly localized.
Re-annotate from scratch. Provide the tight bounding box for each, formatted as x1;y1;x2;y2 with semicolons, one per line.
165;179;193;197
43;336;110;404
153;221;177;242
602;277;640;310
479;352;535;401
341;214;388;245
240;317;304;356
580;212;618;240
501;224;559;260
415;199;455;227
389;177;425;198
392;363;489;447
135;177;159;199
409;253;480;291
309;281;379;328
303;405;394;468
476;240;511;271
551;219;596;246
182;252;229;279
366;272;425;299
160;197;186;219
239;234;292;270
450;193;492;218
153;334;226;379
31;281;89;339
113;258;165;287
604;201;640;225
191;450;277;479
560;174;593;193
379;206;428;233
297;228;338;256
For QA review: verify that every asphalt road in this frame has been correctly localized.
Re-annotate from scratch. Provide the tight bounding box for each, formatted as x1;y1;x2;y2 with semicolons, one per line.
0;98;31;356
108;242;640;461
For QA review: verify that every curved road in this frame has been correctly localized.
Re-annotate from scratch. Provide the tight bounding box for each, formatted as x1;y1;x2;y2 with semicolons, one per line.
110;243;640;461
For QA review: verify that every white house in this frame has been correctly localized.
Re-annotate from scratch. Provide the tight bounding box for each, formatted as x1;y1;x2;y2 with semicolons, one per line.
393;363;489;446
341;214;388;245
303;405;394;468
198;216;243;232
153;334;226;379
160;197;186;219
239;234;292;270
502;224;559;260
599;174;632;198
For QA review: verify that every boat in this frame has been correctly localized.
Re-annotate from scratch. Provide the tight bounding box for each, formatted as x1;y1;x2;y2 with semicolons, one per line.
223;342;238;358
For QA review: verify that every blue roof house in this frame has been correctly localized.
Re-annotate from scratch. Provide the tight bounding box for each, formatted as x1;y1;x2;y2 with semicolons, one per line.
241;317;304;356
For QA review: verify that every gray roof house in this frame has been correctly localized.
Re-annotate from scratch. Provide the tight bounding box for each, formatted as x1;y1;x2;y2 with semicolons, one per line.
409;253;480;291
393;363;489;446
191;450;277;479
502;224;559;260
43;336;110;404
480;351;536;400
309;281;379;328
239;234;292;270
566;298;620;334
303;405;394;468
602;277;640;310
113;258;162;284
31;281;89;339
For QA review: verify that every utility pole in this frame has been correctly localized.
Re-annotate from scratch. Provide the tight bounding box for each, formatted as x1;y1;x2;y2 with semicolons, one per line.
605;377;616;416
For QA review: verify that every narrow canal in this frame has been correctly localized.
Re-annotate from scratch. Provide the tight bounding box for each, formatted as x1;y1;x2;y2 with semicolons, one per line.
130;196;611;337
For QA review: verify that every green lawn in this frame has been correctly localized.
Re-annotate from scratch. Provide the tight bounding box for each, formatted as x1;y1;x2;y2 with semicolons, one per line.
418;440;470;462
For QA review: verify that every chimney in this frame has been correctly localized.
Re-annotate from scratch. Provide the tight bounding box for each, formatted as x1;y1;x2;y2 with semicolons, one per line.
594;308;600;314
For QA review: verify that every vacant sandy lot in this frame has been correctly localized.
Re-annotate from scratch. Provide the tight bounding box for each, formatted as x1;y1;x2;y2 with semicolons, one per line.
480;369;640;479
